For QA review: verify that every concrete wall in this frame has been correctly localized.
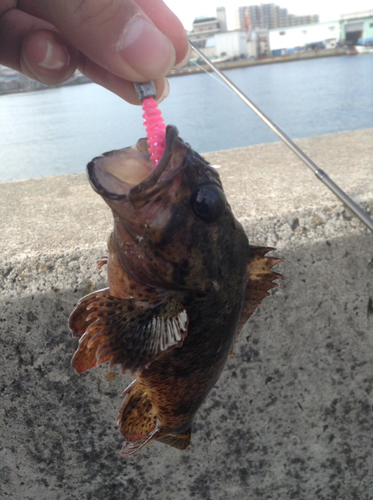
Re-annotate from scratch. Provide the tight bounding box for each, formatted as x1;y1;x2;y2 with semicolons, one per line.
1;129;372;499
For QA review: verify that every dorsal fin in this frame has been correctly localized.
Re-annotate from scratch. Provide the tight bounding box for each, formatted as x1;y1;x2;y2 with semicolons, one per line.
231;246;283;356
241;245;283;327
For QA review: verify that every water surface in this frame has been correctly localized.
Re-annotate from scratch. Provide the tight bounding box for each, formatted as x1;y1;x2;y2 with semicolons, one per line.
0;54;372;182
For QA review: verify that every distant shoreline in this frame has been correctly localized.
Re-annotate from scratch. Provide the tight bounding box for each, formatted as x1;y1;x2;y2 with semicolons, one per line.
168;47;350;77
0;47;356;96
0;74;91;97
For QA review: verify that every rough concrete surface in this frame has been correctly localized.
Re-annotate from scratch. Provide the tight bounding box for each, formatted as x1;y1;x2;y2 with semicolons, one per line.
0;128;372;499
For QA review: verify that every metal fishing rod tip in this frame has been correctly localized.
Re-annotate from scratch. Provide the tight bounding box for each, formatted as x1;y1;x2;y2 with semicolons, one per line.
134;82;156;102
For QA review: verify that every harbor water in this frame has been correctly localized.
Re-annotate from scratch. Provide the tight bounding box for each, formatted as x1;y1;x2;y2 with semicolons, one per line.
0;54;372;182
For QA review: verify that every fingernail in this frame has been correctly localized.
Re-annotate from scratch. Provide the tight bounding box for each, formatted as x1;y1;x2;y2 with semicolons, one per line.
116;17;176;79
38;40;70;70
157;79;170;104
173;43;192;69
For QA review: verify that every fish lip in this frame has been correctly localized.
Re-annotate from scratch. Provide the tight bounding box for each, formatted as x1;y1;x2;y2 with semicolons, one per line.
87;157;121;200
128;125;183;208
87;125;183;204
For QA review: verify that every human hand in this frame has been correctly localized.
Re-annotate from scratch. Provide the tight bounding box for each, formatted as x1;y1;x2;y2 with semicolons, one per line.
0;0;190;103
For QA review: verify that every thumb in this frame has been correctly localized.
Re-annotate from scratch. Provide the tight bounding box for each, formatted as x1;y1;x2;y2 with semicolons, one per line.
32;0;177;82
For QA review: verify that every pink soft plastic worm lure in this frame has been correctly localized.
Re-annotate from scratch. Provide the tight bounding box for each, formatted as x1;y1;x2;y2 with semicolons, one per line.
134;82;166;168
142;97;166;167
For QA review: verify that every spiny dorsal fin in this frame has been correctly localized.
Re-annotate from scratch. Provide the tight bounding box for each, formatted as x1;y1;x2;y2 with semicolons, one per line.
230;246;283;356
70;292;188;375
242;245;283;325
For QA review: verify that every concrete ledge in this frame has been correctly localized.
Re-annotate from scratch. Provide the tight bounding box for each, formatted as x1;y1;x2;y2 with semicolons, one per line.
1;129;372;499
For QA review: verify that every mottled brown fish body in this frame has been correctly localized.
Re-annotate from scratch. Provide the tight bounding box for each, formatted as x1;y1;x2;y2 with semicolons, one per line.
69;126;282;456
140;278;245;429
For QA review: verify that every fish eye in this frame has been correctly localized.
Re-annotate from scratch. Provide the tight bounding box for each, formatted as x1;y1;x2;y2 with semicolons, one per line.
190;185;226;223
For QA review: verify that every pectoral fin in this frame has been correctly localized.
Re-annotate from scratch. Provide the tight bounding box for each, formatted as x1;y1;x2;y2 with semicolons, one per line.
69;288;110;339
70;291;188;375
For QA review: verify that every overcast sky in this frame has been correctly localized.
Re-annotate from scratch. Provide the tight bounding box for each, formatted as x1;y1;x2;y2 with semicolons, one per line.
164;0;372;30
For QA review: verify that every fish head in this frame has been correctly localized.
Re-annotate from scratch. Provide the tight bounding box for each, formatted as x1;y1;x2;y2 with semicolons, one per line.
87;125;248;292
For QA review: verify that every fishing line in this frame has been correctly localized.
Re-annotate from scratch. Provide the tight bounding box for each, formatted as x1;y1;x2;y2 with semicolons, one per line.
189;41;373;233
189;60;232;92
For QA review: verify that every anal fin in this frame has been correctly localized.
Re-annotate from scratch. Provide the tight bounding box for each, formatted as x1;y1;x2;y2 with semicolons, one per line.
118;381;159;457
120;428;160;457
118;381;192;455
156;428;191;450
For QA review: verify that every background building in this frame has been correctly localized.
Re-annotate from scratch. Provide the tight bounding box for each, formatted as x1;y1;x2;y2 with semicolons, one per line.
216;7;227;32
268;20;340;55
267;10;373;55
188;7;373;61
215;31;248;59
340;10;373;45
189;8;248;60
236;3;319;31
189;7;227;49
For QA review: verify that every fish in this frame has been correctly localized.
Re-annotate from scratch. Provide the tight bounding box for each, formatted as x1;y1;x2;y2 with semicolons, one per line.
69;125;282;456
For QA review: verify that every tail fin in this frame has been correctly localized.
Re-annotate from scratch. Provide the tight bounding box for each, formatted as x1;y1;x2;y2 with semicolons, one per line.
118;381;159;457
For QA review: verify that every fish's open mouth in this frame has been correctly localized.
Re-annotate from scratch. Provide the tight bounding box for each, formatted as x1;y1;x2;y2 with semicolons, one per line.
87;126;183;207
87;144;153;198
